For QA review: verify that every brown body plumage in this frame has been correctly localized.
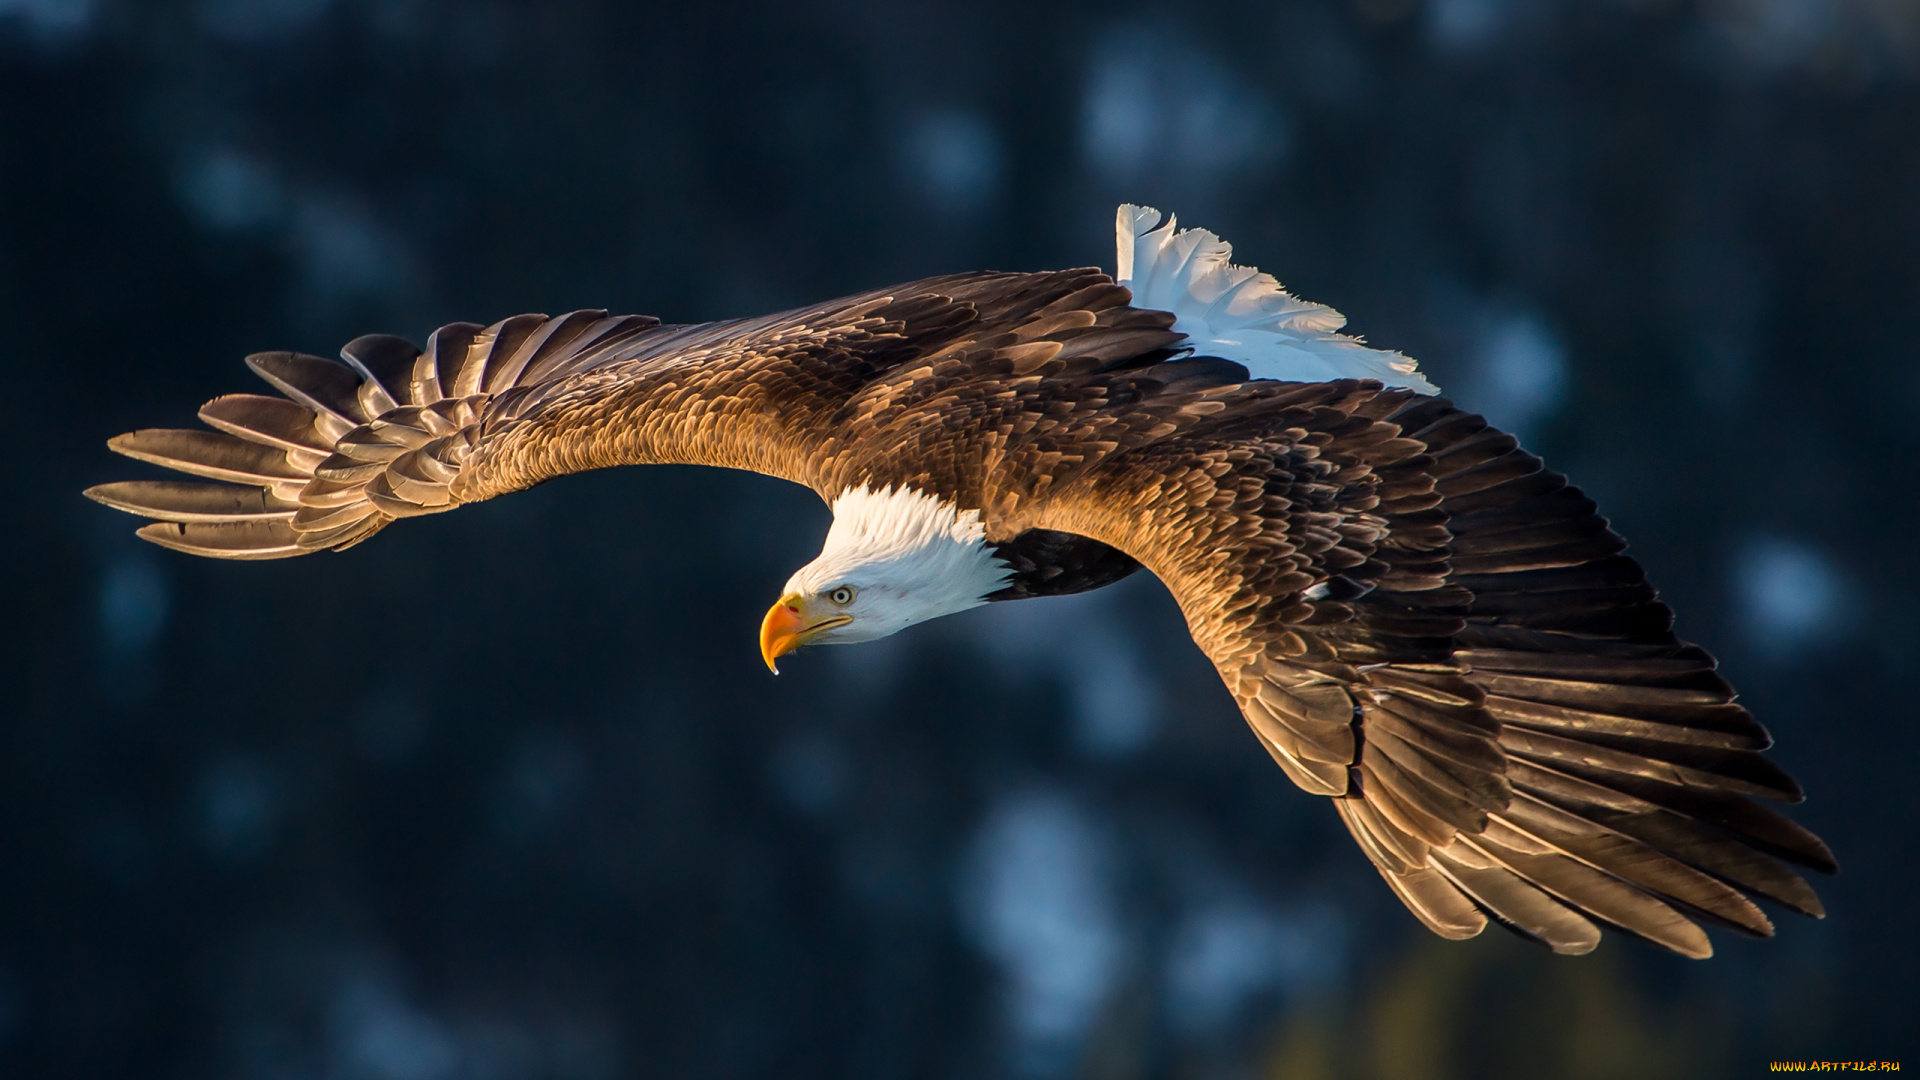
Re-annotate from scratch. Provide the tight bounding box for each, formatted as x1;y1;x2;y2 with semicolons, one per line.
87;255;1833;958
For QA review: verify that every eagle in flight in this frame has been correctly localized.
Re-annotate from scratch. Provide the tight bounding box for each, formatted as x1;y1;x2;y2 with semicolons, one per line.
87;205;1833;958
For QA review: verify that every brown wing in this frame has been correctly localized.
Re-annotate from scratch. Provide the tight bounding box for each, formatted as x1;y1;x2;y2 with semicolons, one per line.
1014;380;1834;958
85;269;1183;558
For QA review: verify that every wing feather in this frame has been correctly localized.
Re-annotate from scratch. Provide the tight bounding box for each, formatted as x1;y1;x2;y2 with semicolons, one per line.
108;430;311;487
338;333;422;406
85;480;298;523
199;394;337;454
244;352;369;427
1430;849;1602;955
134;520;306;560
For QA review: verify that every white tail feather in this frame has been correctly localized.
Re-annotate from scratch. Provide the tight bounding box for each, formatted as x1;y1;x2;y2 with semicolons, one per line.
1115;204;1439;394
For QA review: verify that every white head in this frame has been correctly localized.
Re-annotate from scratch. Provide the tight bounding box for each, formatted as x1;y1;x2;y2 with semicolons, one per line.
760;485;1011;670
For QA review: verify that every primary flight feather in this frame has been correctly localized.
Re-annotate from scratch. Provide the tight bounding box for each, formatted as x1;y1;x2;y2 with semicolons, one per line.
87;205;1834;958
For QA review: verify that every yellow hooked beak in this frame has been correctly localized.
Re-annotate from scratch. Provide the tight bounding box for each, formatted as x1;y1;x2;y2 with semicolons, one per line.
759;594;852;674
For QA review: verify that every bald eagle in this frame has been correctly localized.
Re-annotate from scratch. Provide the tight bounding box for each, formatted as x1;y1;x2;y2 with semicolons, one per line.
87;205;1833;958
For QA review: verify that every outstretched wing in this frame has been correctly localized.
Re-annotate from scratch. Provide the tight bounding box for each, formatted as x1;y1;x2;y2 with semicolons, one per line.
86;269;1182;558
1020;379;1833;957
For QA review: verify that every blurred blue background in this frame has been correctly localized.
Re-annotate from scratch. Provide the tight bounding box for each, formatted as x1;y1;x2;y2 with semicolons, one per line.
5;0;1917;1076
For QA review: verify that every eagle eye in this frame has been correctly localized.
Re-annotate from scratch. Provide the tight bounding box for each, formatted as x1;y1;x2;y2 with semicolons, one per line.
828;586;856;606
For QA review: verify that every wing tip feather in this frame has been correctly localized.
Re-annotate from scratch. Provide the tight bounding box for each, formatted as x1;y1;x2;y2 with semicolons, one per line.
133;521;308;560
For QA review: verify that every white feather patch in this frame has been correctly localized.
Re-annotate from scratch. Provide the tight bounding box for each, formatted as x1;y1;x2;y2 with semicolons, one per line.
783;486;1012;642
1115;204;1438;394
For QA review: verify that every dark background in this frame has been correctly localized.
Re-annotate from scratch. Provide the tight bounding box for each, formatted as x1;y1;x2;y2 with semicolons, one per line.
4;0;1916;1077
